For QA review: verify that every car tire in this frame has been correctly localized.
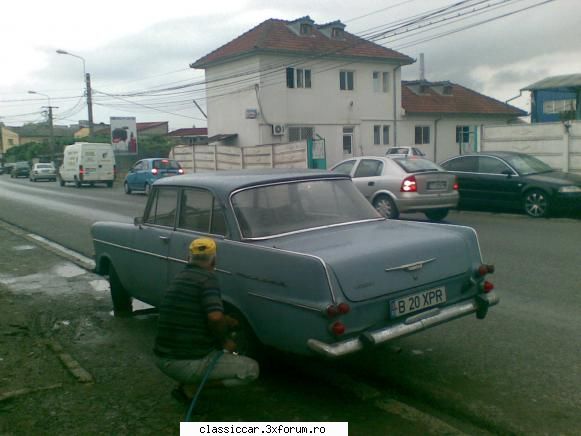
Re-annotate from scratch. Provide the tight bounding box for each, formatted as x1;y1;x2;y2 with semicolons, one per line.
145;183;151;196
59;176;65;187
524;189;550;218
124;182;132;194
424;208;449;221
224;304;263;360
109;266;133;317
106;181;113;188
74;177;81;188
373;194;399;219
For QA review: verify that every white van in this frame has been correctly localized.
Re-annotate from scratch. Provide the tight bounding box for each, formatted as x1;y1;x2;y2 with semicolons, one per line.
59;142;116;188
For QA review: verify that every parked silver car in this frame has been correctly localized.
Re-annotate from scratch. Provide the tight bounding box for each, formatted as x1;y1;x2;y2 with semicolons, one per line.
331;156;459;221
386;146;426;158
30;163;57;182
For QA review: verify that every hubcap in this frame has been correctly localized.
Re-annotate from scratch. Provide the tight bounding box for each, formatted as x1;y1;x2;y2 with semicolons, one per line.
525;192;547;217
375;199;393;218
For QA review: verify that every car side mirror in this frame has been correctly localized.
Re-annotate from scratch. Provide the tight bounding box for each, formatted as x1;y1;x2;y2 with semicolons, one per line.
134;217;142;227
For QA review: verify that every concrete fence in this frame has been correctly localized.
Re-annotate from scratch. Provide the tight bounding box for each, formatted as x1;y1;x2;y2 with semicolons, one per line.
481;121;581;173
169;141;308;173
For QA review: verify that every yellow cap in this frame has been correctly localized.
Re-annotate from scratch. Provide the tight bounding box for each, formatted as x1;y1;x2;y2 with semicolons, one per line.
189;238;217;256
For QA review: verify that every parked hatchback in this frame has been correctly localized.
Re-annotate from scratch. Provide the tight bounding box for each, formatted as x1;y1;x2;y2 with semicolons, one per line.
331;156;458;221
123;158;184;195
30;163;57;182
440;151;581;217
10;161;30;178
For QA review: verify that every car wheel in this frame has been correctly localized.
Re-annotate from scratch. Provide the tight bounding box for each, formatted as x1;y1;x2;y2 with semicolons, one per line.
109;266;133;317
224;305;263;359
373;195;399;219
74;177;81;188
144;183;151;196
59;176;65;187
524;189;550;218
106;181;113;188
123;182;132;194
424;208;449;221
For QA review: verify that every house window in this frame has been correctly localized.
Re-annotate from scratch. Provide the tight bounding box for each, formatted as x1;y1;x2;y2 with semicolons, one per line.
373;125;390;145
286;68;311;89
543;99;576;114
340;71;354;90
382;126;389;145
456;126;470;144
300;23;312;34
414;126;430;144
288;126;314;142
373;72;390;93
343;127;354;154
331;28;343;38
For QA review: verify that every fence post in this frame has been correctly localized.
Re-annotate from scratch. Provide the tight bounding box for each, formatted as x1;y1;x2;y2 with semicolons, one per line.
271;144;275;168
214;143;218;170
191;144;196;173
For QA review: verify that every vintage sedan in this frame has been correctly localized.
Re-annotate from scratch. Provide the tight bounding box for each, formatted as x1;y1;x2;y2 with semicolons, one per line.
92;170;498;358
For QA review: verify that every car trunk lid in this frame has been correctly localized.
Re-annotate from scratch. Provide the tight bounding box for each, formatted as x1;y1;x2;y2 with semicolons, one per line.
259;220;472;302
413;171;456;194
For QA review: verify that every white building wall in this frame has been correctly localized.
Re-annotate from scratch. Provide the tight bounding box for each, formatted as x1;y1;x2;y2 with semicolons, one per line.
203;53;404;167
399;115;519;163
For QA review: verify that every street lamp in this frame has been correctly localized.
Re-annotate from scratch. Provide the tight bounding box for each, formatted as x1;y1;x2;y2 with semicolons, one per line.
28;90;55;161
56;49;93;135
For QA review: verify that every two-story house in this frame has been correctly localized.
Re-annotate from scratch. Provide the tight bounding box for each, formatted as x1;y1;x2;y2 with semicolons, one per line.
191;16;413;166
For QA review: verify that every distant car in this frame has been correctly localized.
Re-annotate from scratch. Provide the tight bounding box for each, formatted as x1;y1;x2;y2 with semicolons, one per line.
10;162;30;178
30;163;57;182
123;158;184;195
331;156;459;221
440;151;581;217
0;164;8;175
92;169;498;358
386;146;426;158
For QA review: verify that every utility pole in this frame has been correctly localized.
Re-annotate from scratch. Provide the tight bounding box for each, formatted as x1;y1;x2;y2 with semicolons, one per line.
86;73;94;135
42;105;58;162
193;99;207;119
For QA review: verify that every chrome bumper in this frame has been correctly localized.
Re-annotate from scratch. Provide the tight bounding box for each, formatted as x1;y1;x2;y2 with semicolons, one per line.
307;292;499;358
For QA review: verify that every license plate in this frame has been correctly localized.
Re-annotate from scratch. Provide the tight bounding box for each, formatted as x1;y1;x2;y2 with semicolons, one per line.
390;286;447;317
427;181;447;190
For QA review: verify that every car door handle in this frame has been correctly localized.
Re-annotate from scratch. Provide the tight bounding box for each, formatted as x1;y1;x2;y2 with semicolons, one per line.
368;181;375;186
159;236;169;242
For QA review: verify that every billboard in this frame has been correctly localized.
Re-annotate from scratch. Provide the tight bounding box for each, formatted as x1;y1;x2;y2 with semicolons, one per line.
110;116;138;154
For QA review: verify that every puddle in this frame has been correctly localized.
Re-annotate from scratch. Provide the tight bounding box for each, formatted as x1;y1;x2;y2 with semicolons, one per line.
12;245;37;251
89;280;110;293
53;263;86;278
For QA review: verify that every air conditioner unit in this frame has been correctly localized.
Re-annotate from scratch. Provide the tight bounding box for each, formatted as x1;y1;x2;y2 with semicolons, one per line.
272;124;286;136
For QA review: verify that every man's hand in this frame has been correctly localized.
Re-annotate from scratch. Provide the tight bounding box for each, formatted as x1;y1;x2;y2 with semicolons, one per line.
225;315;239;330
223;339;237;352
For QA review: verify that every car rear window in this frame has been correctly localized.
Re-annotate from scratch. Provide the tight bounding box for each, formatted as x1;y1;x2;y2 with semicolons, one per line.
37;164;54;169
387;148;409;154
393;158;443;173
153;159;180;170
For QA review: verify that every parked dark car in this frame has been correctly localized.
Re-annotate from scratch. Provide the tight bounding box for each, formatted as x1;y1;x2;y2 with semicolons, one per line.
123;158;184;195
1;162;15;175
440;151;581;217
92;170;498;358
10;162;30;178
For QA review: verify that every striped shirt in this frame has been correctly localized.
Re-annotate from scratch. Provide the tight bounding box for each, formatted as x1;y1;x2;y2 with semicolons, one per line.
154;264;223;359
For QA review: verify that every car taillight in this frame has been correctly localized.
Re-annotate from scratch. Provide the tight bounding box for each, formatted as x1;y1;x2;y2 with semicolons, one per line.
337;303;350;314
151;168;159;175
79;165;84;175
178;168;184;174
477;264;495;277
453;177;459;190
401;175;417;192
331;321;346;336
482;281;494;293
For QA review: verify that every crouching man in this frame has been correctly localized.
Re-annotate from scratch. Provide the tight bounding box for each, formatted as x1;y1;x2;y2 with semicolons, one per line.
154;238;259;403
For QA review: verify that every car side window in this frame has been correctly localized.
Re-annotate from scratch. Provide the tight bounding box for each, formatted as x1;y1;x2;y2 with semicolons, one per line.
354;159;383;178
144;187;178;227
478;157;512;175
442;156;477;172
178;189;227;236
332;160;356;175
133;161;144;171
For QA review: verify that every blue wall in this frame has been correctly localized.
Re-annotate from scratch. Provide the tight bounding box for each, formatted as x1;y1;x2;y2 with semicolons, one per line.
531;88;577;123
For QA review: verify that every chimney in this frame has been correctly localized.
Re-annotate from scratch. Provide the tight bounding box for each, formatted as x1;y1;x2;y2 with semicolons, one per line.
419;53;425;81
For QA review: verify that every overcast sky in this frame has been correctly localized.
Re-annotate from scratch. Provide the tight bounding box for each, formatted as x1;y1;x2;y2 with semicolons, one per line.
1;0;579;130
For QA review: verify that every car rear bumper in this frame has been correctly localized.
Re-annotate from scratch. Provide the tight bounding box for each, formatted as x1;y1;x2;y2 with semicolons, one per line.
307;291;499;358
396;192;459;212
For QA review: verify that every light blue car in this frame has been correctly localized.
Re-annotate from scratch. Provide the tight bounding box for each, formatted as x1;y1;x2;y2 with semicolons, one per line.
92;170;499;358
123;158;183;195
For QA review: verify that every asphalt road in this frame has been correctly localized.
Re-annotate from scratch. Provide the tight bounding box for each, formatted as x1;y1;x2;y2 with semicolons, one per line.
1;175;580;434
